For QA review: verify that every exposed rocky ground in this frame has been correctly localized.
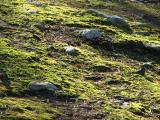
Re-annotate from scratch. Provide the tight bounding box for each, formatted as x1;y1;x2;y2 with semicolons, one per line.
0;0;160;119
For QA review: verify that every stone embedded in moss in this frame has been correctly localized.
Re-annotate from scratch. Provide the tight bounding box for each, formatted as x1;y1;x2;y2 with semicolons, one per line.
81;29;101;41
28;81;58;92
27;10;38;14
106;16;132;32
34;23;46;31
64;46;79;55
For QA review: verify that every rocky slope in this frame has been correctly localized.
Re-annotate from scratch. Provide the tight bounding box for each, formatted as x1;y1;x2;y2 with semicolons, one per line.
0;0;160;119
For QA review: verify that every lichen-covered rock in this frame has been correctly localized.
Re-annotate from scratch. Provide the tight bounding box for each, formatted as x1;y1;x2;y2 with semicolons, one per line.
81;29;101;41
28;81;58;92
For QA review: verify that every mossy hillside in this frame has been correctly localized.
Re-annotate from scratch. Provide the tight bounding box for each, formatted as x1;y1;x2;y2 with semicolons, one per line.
0;0;160;119
1;0;159;44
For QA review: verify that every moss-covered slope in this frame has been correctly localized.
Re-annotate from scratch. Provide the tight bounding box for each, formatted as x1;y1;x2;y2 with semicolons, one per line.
0;0;160;119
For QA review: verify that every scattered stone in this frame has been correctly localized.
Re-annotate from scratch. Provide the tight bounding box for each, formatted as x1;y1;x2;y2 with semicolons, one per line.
35;2;43;7
142;62;153;69
64;46;78;55
106;16;132;32
28;81;58;92
28;10;38;14
34;23;46;31
122;102;129;108
134;67;146;76
27;0;33;2
81;29;101;41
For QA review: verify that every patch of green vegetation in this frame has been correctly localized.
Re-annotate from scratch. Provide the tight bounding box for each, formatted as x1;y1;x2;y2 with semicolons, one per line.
0;97;60;120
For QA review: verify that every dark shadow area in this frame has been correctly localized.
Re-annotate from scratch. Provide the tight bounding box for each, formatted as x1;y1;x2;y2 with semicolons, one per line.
84;38;160;64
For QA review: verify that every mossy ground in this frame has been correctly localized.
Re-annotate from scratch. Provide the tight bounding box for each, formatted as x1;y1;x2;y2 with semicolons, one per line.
0;0;160;119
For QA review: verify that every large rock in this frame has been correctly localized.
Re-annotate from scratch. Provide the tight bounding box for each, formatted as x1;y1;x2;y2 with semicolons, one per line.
81;29;101;41
28;81;58;92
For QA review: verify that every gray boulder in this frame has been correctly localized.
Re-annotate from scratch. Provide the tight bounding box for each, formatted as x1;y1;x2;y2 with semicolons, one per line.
64;46;76;54
106;16;132;32
81;29;101;41
28;81;58;92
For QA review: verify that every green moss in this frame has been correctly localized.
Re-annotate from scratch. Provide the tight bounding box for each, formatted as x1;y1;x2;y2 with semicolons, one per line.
0;97;60;120
0;0;160;119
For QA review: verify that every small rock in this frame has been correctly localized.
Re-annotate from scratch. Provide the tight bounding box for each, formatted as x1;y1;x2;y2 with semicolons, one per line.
27;0;33;2
135;67;146;76
35;2;43;7
81;29;101;41
64;46;77;55
142;62;153;69
28;10;38;14
28;81;58;92
46;45;55;51
122;102;129;108
34;23;46;31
